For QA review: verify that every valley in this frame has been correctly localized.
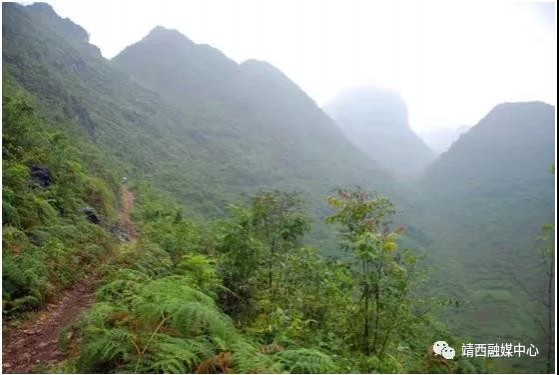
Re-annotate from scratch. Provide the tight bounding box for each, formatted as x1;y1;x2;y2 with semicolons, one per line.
1;2;555;374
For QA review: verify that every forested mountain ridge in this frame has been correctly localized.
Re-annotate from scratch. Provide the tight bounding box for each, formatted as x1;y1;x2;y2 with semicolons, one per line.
423;101;554;189
112;25;394;210
3;3;392;221
324;86;436;177
2;3;192;183
112;26;323;113
2;2;555;374
1;5;472;369
416;101;555;371
112;26;241;104
420;101;555;289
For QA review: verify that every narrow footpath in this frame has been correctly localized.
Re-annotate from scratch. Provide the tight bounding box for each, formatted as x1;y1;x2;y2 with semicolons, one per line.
2;185;137;373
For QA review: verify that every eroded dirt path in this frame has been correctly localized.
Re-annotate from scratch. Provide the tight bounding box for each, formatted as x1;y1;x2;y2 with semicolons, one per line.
120;184;138;241
2;185;136;373
2;276;97;373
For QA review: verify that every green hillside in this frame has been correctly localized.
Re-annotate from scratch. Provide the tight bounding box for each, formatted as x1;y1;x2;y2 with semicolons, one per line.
3;3;393;222
2;2;555;374
112;26;395;204
3;76;469;373
1;6;466;369
2;77;119;316
417;101;555;372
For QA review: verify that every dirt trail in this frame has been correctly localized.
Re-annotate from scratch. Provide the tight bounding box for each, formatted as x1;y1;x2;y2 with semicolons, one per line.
120;184;138;241
2;185;136;373
2;276;97;373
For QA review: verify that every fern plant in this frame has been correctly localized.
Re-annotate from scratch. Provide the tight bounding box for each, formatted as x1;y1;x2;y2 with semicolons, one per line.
273;348;337;373
78;264;254;373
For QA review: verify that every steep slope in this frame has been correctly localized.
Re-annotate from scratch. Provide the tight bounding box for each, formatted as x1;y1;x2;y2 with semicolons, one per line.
424;102;554;190
111;26;240;105
2;74;120;362
324;87;436;177
3;4;392;222
2;3;191;183
112;27;391;196
418;102;555;356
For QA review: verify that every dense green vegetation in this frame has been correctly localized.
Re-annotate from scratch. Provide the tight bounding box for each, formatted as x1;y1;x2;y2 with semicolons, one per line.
416;102;555;372
2;2;555;374
1;85;477;372
53;184;481;373
2;2;393;223
2;82;118;316
1;1;408;259
1;72;474;374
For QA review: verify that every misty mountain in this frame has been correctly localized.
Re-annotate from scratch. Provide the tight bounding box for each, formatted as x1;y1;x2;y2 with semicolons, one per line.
112;26;241;105
419;125;470;154
418;101;555;345
324;87;436;177
112;26;382;195
2;2;555;373
423;102;554;191
2;4;392;222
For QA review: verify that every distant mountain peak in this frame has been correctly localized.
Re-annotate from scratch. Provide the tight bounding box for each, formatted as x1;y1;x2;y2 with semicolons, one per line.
483;100;553;122
324;86;435;177
142;25;195;47
326;86;409;128
24;2;90;45
150;25;172;33
28;2;57;16
423;101;555;184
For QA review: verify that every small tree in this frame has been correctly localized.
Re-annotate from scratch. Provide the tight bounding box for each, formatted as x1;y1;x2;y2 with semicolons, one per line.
248;191;310;292
217;204;263;320
217;191;310;321
326;188;420;369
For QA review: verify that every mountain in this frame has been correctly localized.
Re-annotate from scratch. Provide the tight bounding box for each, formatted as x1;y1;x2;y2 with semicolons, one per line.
112;27;390;200
1;5;480;373
112;26;240;105
417;101;555;353
2;3;393;225
423;102;554;193
419;125;470;154
3;3;555;373
324;87;436;177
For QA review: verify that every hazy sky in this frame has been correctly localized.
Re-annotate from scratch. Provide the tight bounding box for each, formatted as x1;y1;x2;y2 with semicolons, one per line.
47;0;556;133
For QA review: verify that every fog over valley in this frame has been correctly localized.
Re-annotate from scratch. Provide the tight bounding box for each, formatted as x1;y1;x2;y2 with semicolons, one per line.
1;2;556;374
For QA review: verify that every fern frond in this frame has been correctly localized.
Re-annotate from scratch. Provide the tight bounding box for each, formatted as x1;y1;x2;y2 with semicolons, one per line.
141;335;210;373
274;348;337;373
229;340;275;374
131;276;217;322
95;269;149;303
